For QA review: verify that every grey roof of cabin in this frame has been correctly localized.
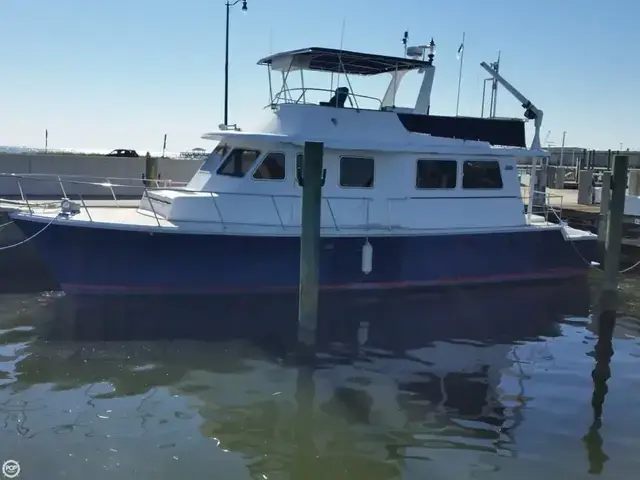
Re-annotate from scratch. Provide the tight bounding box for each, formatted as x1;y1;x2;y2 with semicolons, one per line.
257;47;431;76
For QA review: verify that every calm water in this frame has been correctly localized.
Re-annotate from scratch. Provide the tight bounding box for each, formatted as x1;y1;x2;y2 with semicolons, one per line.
0;276;639;479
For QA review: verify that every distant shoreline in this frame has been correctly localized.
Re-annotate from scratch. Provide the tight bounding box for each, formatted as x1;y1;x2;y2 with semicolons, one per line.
0;146;207;160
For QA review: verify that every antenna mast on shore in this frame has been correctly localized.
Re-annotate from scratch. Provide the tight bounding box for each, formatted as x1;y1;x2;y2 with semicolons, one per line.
402;31;409;57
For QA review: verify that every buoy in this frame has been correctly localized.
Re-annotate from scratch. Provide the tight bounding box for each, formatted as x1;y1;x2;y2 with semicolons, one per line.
361;239;373;274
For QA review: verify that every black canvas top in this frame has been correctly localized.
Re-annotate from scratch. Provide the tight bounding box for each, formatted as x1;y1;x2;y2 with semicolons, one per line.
257;47;431;76
397;114;527;148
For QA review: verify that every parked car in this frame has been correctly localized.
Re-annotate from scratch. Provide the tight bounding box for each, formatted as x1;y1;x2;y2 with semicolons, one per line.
106;149;139;158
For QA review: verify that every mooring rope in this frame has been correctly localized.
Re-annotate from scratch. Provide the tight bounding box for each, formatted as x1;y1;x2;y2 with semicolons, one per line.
0;219;14;229
0;213;62;251
554;214;640;275
617;259;640;274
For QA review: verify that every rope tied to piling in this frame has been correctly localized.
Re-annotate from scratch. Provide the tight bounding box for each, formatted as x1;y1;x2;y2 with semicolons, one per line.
618;260;640;274
548;194;640;275
561;222;640;275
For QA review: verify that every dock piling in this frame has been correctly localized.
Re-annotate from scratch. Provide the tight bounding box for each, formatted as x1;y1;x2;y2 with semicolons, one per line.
297;141;324;350
580;149;587;170
145;152;158;187
599;154;629;313
627;169;640;196
532;158;547;207
577;170;594;205
596;171;611;258
587;155;628;460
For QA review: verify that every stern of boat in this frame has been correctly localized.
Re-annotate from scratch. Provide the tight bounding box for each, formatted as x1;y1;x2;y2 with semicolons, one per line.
560;223;598;266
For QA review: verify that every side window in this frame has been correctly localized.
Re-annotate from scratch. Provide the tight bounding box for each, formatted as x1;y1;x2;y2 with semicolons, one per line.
416;159;457;189
216;148;260;177
253;152;286;180
462;161;503;189
197;143;229;172
214;143;229;157
339;156;374;188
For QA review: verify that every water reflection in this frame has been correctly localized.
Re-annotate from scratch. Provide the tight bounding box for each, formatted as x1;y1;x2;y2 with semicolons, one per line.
0;280;594;479
583;309;615;475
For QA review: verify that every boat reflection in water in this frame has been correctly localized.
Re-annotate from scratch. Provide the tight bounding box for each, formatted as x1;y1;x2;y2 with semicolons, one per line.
16;279;590;479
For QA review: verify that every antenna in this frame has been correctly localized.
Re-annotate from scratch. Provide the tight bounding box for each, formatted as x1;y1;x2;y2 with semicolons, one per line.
339;17;346;50
331;16;347;94
402;31;409;57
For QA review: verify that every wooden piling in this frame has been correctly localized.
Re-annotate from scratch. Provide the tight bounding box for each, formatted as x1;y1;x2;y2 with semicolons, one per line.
628;169;640;196
297;141;324;349
577;170;593;205
587;157;627;465
145;152;158;187
599;155;629;313
533;156;547;207
596;171;611;259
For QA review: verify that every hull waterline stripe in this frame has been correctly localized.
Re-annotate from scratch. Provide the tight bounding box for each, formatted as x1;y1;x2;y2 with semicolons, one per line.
60;267;586;295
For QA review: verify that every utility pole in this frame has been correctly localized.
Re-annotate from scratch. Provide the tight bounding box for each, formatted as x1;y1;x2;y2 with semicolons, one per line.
223;0;247;126
559;131;566;167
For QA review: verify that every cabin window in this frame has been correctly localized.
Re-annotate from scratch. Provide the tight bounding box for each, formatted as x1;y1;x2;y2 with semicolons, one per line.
416;159;457;189
196;143;228;173
213;143;229;157
216;148;261;177
462;160;503;189
253;152;286;180
339;156;374;188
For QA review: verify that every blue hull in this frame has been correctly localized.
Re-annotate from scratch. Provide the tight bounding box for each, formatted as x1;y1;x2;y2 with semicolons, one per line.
12;219;596;295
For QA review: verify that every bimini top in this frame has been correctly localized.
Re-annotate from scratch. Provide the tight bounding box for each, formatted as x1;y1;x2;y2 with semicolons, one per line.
257;47;432;76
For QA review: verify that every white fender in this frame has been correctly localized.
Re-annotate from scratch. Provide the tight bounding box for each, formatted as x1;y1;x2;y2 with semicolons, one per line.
361;239;373;275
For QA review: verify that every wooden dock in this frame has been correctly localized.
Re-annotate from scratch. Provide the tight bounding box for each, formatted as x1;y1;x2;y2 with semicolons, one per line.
522;187;640;248
522;187;599;221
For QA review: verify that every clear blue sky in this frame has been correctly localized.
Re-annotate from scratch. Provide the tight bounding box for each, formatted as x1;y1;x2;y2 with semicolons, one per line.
0;0;637;153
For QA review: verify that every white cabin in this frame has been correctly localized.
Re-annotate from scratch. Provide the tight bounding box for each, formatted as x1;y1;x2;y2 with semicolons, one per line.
137;47;544;236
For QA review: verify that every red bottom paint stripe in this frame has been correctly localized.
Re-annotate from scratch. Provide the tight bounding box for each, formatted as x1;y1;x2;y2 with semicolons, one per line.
60;268;587;295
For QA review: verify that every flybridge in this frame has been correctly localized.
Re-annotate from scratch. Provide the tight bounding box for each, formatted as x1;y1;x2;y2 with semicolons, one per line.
257;47;433;75
257;46;526;148
258;46;436;114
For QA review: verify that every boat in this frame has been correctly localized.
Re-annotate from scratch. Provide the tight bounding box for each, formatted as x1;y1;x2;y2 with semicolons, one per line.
7;42;597;296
